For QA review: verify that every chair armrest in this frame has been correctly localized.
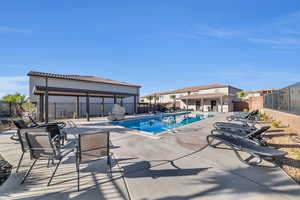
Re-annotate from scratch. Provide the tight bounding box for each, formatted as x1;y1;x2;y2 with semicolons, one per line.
51;134;60;142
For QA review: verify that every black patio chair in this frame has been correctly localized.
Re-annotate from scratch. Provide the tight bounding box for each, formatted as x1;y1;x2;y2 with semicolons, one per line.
207;134;287;165
45;123;67;146
20;128;73;186
14;123;68;173
75;131;112;191
15;128;31;173
13;118;67;145
13;119;38;129
211;126;271;146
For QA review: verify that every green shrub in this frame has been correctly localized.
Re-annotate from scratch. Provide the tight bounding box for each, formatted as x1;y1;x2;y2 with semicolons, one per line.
272;120;281;128
243;108;249;112
73;112;77;119
258;113;269;121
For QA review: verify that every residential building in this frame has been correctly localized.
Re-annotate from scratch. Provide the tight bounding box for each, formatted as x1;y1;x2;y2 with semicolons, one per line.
243;88;279;99
140;84;242;112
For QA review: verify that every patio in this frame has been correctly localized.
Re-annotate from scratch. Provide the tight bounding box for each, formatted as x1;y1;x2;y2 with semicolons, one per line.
0;113;299;200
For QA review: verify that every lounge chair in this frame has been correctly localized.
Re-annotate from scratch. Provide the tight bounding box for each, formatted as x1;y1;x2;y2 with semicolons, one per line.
28;116;66;129
207;134;287;165
213;122;256;133
226;110;259;122
211;126;270;146
107;104;126;121
20;128;73;185
75;131;112;191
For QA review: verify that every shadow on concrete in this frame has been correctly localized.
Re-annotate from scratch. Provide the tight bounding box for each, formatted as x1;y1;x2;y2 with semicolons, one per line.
121;160;210;179
154;167;300;200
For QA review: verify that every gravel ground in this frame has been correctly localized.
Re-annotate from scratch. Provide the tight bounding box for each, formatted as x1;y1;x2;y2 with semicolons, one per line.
262;121;300;184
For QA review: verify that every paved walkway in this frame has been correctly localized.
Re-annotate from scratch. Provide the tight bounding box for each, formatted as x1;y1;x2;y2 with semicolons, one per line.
0;113;299;200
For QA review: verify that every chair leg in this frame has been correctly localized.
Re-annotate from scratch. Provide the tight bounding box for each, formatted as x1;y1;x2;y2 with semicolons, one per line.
47;159;62;186
61;135;65;146
76;159;80;191
107;155;112;177
47;158;51;168
21;159;37;184
16;152;25;173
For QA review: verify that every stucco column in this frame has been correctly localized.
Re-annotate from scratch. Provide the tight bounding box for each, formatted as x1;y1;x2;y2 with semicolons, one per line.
220;96;223;112
186;99;189;111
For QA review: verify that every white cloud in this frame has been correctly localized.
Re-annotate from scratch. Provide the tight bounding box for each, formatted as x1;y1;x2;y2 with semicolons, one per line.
212;71;300;90
200;27;242;38
0;26;32;33
285;30;300;35
248;37;300;45
174;27;242;41
0;76;28;98
247;10;300;47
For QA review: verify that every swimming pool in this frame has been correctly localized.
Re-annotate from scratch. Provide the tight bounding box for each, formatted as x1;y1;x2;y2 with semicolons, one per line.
112;113;213;134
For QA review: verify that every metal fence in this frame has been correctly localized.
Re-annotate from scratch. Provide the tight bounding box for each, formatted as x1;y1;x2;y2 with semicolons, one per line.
0;101;10;118
264;84;300;115
45;102;135;120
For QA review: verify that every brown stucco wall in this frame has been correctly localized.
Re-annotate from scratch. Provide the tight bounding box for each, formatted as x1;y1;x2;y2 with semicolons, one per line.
249;96;264;111
261;108;300;133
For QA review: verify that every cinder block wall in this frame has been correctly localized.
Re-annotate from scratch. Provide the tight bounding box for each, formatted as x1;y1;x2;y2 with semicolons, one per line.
249;96;264;111
261;108;300;133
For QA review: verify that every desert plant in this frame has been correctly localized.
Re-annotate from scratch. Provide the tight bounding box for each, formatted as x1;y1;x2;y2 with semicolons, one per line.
154;96;160;105
1;93;27;117
258;113;269;121
146;96;154;106
243;108;249;112
237;91;247;98
23;102;36;114
272;120;281;128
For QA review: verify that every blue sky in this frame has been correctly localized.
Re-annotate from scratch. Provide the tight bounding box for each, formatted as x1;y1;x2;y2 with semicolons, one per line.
1;1;300;97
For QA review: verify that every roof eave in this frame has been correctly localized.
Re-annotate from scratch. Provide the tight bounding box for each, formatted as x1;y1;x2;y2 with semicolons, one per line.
27;71;141;88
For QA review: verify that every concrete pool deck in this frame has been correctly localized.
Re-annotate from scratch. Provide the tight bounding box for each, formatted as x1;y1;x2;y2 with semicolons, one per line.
0;113;299;199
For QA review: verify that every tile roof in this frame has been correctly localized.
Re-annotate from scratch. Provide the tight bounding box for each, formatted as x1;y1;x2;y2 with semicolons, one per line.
244;88;279;94
141;84;239;97
27;71;140;88
179;93;230;100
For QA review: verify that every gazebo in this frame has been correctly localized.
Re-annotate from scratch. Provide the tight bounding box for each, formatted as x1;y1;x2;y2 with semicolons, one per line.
28;71;140;122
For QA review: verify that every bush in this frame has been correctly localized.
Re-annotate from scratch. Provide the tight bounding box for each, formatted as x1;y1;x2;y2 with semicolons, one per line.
272;120;281;128
243;108;249;112
73;112;77;119
258;113;269;121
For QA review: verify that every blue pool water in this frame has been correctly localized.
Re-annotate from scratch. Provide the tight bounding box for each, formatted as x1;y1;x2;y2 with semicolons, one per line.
112;113;213;134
